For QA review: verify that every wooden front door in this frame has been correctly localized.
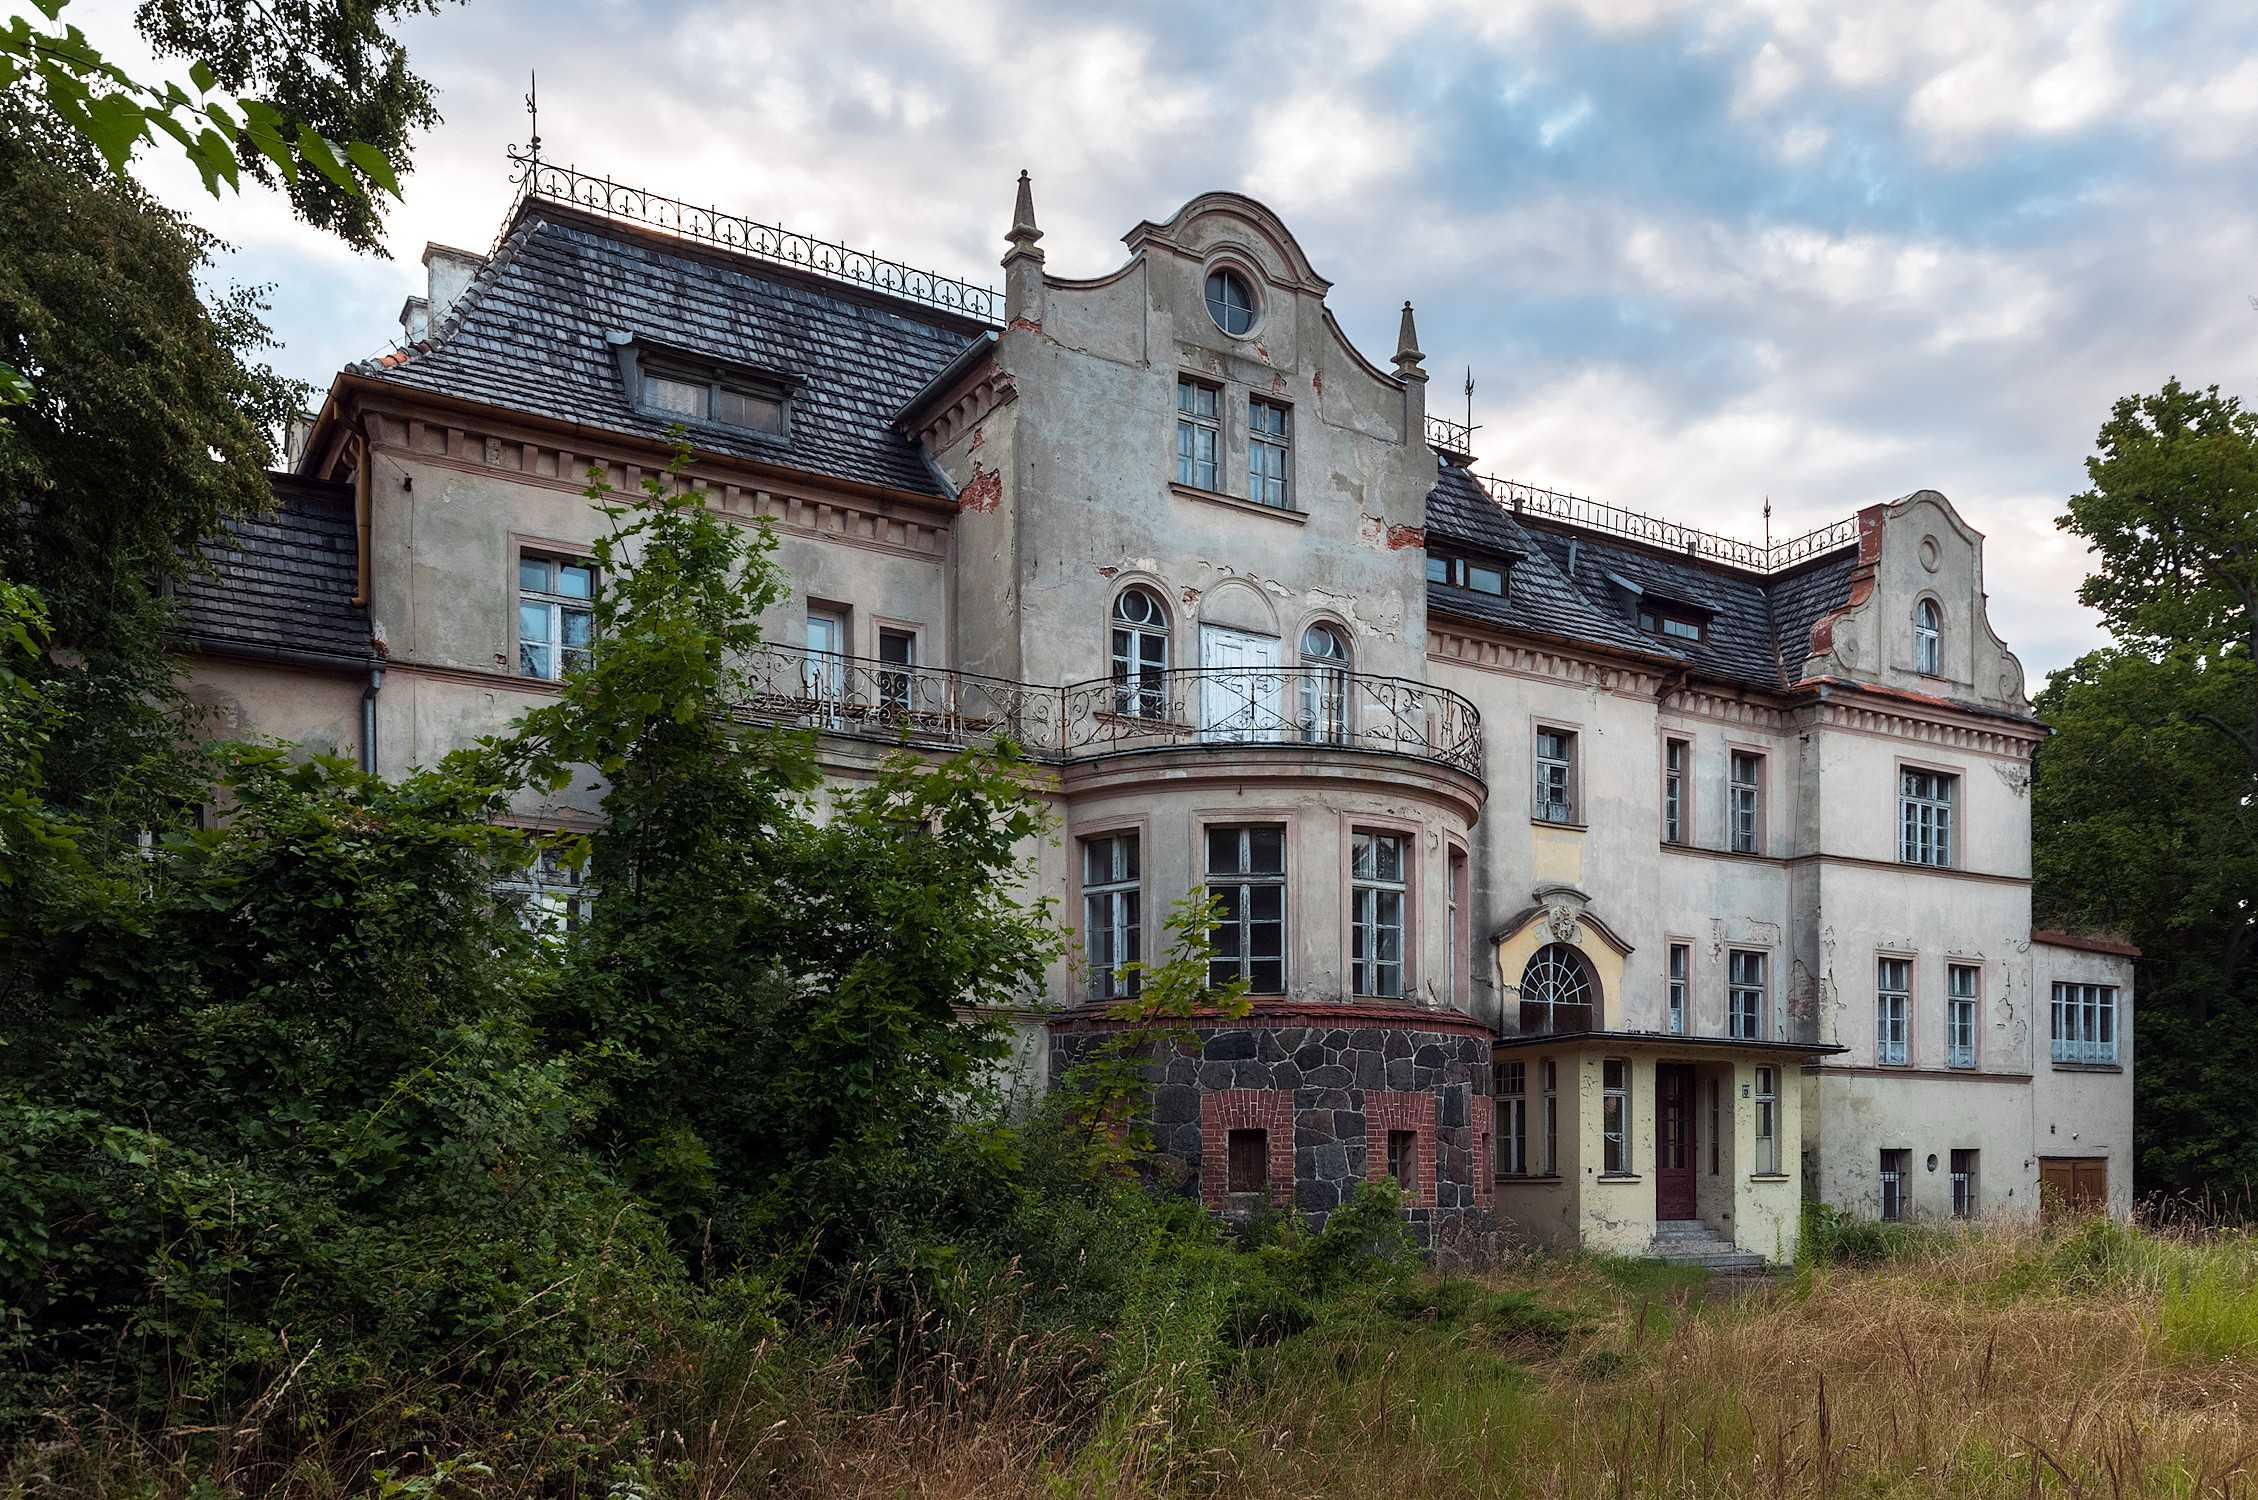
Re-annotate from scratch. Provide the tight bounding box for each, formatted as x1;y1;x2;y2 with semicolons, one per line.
1656;1063;1697;1219
2040;1157;2109;1221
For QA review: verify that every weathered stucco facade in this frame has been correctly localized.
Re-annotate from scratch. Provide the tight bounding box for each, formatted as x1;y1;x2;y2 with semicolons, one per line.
181;162;2136;1267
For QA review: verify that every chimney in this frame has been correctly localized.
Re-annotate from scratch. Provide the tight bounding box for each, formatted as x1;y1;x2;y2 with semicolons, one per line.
421;242;488;331
398;294;430;342
282;410;317;472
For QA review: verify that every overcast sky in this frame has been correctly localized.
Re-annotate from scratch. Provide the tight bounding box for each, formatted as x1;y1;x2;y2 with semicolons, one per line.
74;0;2258;685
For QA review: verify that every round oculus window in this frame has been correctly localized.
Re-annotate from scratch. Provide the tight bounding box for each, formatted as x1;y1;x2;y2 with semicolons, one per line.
1204;268;1256;336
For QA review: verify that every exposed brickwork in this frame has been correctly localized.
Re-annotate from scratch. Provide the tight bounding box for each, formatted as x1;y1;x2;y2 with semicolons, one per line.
1199;1088;1295;1211
1468;1093;1494;1209
1362;1090;1439;1207
958;463;1002;513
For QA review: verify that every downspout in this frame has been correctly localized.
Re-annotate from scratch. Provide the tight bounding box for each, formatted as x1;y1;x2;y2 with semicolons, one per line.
360;664;384;775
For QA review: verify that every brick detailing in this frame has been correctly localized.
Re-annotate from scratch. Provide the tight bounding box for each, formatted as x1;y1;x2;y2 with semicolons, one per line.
1363;1090;1439;1208
1199;1088;1295;1210
1468;1093;1494;1209
958;463;1002;513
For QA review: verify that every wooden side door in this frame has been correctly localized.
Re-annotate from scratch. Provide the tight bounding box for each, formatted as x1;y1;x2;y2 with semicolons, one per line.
2040;1157;2109;1221
1655;1063;1697;1219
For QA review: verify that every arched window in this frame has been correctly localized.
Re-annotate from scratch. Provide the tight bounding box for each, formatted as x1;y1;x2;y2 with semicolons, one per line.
1298;622;1349;742
1914;599;1942;676
1519;944;1597;1035
1111;587;1169;717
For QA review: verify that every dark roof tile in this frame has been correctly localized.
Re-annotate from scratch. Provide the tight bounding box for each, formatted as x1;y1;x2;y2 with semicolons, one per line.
175;474;370;665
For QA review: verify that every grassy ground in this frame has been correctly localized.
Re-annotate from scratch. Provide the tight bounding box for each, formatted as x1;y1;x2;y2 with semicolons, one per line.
14;1218;2258;1497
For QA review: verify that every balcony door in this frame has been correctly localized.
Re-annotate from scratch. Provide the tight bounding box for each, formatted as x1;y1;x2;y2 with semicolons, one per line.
1655;1063;1697;1220
1199;625;1282;743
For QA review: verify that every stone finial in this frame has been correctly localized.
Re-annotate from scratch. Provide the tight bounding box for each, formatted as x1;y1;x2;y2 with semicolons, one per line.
1393;300;1426;380
1004;169;1044;264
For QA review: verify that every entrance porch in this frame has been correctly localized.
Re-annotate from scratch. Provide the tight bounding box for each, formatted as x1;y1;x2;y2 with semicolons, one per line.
1491;1032;1843;1266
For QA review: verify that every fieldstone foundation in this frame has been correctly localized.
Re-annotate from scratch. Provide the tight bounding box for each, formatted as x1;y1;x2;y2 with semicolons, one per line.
1048;1000;1496;1270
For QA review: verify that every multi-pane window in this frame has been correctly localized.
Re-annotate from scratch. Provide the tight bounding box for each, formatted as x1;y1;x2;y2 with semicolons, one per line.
2052;982;2118;1064
498;845;593;940
1175;378;1220;489
1205;268;1256;335
1541;1060;1559;1174
1638;605;1704;641
1535;727;1576;823
1447;848;1468;1008
1879;1148;1910;1221
517;554;596;680
1876;957;1911;1066
1519;944;1595;1034
1901;769;1956;867
877;627;916;716
1729;751;1762;853
1602;1060;1630;1175
1427;550;1507;596
640;369;785;435
1082;833;1140;1000
1663;737;1688;844
1350;830;1408;999
1915;599;1942;675
1755;1066;1779;1174
1666;942;1689;1036
1951;1148;1978;1218
1729;949;1767;1039
1386;1130;1419;1193
1111;587;1169;717
1248;397;1291;507
1208;825;1286;992
1947;964;1979;1069
1299;623;1349;742
1227;1128;1267;1194
1497;1061;1528;1175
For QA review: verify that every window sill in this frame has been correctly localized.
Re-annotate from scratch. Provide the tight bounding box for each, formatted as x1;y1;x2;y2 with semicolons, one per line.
1498;1173;1564;1184
1170;481;1306;523
1596;1172;1643;1183
1748;1173;1793;1183
1533;816;1588;831
2051;1060;2124;1073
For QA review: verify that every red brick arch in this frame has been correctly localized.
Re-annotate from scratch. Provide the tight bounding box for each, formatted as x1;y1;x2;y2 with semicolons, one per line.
1364;1090;1438;1208
1200;1088;1295;1210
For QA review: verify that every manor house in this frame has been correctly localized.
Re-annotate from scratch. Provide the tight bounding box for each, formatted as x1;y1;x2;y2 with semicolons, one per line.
177;158;2135;1268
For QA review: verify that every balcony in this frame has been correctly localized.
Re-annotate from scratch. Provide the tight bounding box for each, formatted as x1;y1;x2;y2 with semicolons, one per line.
739;644;1483;776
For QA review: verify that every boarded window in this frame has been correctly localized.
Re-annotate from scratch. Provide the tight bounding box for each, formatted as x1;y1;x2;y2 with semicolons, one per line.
1227;1128;1268;1195
1386;1130;1418;1192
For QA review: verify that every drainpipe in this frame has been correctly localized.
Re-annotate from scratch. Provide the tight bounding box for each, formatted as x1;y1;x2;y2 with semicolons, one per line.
360;664;384;774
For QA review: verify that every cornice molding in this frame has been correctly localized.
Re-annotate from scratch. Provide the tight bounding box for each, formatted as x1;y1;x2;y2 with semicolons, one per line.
1812;694;2040;760
912;364;1017;458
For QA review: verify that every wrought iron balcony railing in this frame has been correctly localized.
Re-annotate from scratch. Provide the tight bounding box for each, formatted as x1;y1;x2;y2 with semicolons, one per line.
739;645;1484;777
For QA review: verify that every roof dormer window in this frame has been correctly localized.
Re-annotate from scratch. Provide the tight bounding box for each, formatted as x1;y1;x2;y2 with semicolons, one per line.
609;332;794;441
1637;604;1705;642
1427;547;1509;597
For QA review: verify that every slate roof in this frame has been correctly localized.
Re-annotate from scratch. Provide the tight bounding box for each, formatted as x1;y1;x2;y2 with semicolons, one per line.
175;473;371;667
1423;459;1859;690
356;205;981;498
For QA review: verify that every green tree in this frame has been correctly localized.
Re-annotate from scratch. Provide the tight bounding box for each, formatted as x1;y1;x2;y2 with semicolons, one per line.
2039;379;2258;1199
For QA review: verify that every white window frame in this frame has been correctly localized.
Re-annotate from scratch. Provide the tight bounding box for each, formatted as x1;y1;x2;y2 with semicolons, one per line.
1175;377;1221;490
1534;724;1577;824
1900;768;1956;867
1728;949;1767;1040
1497;1061;1528;1176
1350;829;1409;999
1728;750;1762;854
1947;963;1979;1069
1666;942;1689;1036
1248;395;1291;508
2051;982;2118;1064
1601;1059;1630;1175
1915;598;1942;676
1876;956;1912;1066
516;551;597;682
1081;832;1141;1001
1207;824;1287;993
1111;587;1170;718
497;843;593;941
1754;1065;1779;1175
1662;736;1688;844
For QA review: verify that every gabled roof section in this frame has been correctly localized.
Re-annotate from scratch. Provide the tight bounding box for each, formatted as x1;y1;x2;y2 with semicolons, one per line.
1423;462;1860;689
174;473;370;667
354;203;983;498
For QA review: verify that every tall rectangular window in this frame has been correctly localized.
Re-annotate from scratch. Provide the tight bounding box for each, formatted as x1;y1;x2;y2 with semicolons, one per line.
1497;1062;1527;1175
2051;982;2118;1064
1350;830;1408;999
1082;833;1140;1000
1208;825;1286;992
1951;1148;1978;1218
517;554;596;680
1602;1060;1630;1174
1447;848;1468;1008
1541;1060;1559;1174
1666;942;1689;1036
1876;956;1911;1066
1728;949;1767;1039
1386;1130;1419;1192
1900;769;1956;867
1879;1148;1909;1221
1175;377;1220;489
1663;737;1688;844
1248;396;1291;507
1535;727;1577;823
1754;1066;1779;1174
1728;751;1762;854
1947;963;1980;1069
1227;1129;1268;1194
877;627;916;716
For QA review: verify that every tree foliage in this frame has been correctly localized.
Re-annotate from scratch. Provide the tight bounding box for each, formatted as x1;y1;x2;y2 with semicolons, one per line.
2039;379;2258;1199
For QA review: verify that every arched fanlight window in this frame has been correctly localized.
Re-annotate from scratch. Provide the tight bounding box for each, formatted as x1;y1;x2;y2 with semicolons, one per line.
1298;622;1349;742
1519;943;1597;1036
1914;598;1942;676
1111;586;1169;717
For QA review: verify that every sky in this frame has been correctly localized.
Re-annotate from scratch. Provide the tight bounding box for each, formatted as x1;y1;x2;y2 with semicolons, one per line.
61;0;2258;685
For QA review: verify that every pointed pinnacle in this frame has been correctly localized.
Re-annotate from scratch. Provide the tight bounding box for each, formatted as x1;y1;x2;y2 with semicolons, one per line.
1394;300;1424;368
1007;168;1042;248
